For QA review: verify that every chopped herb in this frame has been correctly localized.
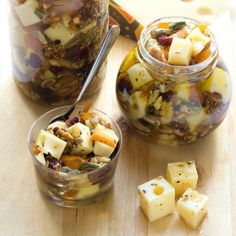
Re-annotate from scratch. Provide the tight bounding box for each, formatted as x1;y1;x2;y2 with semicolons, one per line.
169;21;186;31
79;162;99;171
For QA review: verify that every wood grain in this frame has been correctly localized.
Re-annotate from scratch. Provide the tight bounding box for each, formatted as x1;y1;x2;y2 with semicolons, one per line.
0;1;236;236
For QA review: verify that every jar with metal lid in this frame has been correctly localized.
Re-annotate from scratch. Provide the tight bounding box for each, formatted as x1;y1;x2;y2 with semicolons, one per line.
116;16;232;145
9;0;108;105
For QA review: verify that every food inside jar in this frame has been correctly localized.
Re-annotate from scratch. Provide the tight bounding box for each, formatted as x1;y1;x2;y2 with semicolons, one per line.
32;107;120;199
116;19;231;145
146;21;212;65
10;0;108;105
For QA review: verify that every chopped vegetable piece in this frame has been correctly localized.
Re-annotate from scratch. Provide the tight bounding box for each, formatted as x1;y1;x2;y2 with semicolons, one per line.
79;163;100;171
61;155;85;169
169;21;186;31
151;29;173;39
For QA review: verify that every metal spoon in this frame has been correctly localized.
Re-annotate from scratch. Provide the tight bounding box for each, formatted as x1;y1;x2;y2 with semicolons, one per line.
49;25;120;124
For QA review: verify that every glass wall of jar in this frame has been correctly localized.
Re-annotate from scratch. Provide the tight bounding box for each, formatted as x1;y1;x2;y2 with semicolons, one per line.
116;17;232;145
8;0;109;105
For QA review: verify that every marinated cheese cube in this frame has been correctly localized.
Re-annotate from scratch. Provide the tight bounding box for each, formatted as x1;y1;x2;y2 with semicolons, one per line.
185;108;207;131
68;122;93;155
35;153;46;165
44;22;77;45
127;63;153;90
47;121;66;133
14;1;42;27
91;124;119;147
93;141;115;157
200;67;230;102
177;188;208;229
35;130;67;160
166;161;198;196
129;91;147;119
168;38;192;66
187;27;211;57
137;176;175;222
91;124;119;157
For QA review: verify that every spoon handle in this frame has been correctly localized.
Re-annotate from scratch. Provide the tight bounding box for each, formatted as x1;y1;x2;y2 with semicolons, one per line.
76;25;120;103
49;25;120;124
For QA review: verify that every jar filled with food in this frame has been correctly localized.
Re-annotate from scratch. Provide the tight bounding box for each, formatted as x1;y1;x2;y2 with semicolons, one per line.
9;0;108;105
116;17;231;145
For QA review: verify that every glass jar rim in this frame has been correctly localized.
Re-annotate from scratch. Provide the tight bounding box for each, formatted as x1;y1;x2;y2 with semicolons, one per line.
28;106;123;177
139;16;218;75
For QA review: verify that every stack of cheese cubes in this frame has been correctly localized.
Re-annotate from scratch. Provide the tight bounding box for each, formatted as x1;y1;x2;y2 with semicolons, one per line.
137;161;208;229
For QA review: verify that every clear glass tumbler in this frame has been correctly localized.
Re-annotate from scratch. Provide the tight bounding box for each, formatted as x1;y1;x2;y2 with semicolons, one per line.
28;106;122;207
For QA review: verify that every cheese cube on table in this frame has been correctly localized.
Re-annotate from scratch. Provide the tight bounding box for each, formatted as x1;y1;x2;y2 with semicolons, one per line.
137;176;175;222
44;23;78;45
177;188;208;229
187;27;211;57
68;122;93;155
127;63;153;90
168;38;192;66
14;1;42;27
35;130;67;160
91;124;119;157
166;161;198;197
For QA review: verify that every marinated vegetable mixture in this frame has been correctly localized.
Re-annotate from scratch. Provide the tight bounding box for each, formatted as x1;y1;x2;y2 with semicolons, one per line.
116;19;231;145
146;21;212;65
33;109;119;174
10;0;108;105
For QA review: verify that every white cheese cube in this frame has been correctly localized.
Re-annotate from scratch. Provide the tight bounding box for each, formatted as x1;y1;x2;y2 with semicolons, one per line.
35;130;67;160
200;67;230;102
92;124;119;147
127;63;153;90
44;23;77;45
177;188;208;229
93;141;114;157
14;1;41;27
35;153;46;165
168;38;192;66
187;27;211;57
47;121;66;133
68;122;93;155
137;176;175;222
166;161;198;196
185;108;207;131
174;83;190;101
129;91;147;119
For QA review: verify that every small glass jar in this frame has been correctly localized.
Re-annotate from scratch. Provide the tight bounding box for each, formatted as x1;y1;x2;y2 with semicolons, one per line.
28;106;122;207
8;0;108;105
116;17;232;145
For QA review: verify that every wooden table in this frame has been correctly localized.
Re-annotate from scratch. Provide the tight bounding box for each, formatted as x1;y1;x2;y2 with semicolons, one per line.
1;1;236;235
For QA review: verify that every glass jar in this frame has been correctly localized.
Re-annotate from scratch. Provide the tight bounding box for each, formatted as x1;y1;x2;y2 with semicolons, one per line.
116;17;232;145
28;106;122;207
8;0;108;105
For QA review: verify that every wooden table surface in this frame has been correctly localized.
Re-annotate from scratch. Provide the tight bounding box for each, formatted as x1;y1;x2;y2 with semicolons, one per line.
1;1;236;235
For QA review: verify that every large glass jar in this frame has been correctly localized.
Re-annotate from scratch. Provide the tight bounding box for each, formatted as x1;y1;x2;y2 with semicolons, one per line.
8;0;108;105
116;17;232;145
